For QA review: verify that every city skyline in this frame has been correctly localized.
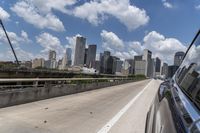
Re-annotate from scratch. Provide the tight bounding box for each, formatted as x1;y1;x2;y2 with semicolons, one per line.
0;0;200;65
28;36;185;78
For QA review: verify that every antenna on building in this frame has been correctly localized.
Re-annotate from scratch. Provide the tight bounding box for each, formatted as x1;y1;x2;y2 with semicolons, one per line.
0;19;19;66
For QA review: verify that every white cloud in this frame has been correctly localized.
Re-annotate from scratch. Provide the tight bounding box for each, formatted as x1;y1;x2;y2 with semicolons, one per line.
143;31;187;64
11;0;149;31
101;30;124;52
100;30;138;60
65;34;82;65
162;0;173;9
100;30;186;64
0;6;10;21
21;30;31;43
11;1;65;32
73;0;149;31
36;32;65;59
128;41;144;54
0;28;31;46
0;29;33;61
115;51;137;60
30;0;76;14
0;47;34;61
195;5;200;10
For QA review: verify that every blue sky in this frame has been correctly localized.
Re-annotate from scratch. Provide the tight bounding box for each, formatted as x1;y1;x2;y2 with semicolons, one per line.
0;0;200;65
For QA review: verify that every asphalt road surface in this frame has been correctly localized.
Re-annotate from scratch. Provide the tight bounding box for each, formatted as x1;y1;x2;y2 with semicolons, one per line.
0;79;162;133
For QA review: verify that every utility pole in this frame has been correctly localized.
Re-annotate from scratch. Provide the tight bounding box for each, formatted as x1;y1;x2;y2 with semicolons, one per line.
0;19;19;66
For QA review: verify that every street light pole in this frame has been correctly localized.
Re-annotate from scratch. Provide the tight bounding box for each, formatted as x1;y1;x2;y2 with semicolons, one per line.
0;19;19;66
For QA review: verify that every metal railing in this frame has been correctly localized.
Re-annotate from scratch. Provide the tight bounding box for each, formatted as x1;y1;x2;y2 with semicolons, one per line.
0;78;132;90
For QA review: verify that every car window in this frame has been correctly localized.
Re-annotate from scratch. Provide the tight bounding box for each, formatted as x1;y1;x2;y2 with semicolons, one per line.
176;32;200;110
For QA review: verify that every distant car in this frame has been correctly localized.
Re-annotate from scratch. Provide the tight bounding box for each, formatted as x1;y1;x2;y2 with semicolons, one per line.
145;30;200;133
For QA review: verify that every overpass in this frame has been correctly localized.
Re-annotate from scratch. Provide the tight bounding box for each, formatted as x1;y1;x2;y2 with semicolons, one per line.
0;79;162;133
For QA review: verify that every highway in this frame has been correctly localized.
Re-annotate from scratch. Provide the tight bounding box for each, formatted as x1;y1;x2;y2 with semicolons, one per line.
0;79;162;133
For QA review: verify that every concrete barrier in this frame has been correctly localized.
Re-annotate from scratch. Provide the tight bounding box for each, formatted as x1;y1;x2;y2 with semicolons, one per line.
0;80;140;108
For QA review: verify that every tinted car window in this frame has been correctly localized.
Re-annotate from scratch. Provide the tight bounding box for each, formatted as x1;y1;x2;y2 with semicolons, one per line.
176;33;200;110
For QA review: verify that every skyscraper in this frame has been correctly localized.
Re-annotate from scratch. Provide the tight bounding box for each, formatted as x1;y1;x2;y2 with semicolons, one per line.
174;51;185;66
84;48;88;65
101;51;110;73
150;58;156;78
74;36;86;66
112;56;120;74
94;60;100;71
143;49;152;77
162;62;168;77
32;58;45;68
122;60;131;75
61;48;72;69
48;50;57;69
116;60;123;73
86;44;97;68
134;60;146;75
125;59;134;75
100;51;113;74
134;55;146;75
49;50;56;60
66;48;72;66
155;57;161;76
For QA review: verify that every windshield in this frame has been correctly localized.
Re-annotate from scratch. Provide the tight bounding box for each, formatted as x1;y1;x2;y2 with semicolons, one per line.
176;32;200;110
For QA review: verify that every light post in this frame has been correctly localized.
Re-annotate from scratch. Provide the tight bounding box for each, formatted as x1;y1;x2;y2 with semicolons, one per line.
0;19;19;66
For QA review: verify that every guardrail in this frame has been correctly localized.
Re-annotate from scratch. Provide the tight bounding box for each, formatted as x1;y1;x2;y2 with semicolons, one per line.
0;77;147;108
0;78;127;82
0;78;133;90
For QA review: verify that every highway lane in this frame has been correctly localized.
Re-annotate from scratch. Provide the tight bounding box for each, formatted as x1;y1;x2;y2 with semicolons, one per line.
0;79;162;133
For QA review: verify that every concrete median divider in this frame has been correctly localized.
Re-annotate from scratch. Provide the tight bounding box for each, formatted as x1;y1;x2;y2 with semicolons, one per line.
0;79;145;108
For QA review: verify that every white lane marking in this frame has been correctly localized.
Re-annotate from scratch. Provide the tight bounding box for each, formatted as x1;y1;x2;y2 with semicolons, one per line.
97;80;153;133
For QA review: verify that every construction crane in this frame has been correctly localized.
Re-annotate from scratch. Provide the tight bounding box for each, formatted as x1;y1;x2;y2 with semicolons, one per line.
0;19;19;66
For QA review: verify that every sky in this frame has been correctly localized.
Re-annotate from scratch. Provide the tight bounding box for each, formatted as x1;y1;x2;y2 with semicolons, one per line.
0;0;200;65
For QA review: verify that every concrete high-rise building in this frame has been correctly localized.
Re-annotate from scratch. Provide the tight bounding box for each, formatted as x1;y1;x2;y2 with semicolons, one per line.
50;60;57;69
94;60;100;71
47;50;57;69
21;61;32;68
134;50;153;77
134;55;146;75
84;48;88;65
143;49;152;77
100;51;116;74
86;44;97;68
66;48;72;66
116;60;123;73
134;60;146;75
126;59;135;75
155;57;161;76
57;59;63;70
122;60;131;75
99;53;104;73
162;62;168;78
74;36;86;66
61;48;72;69
134;55;143;61
150;58;156;78
44;50;57;69
32;58;45;68
174;51;185;66
100;51;110;74
49;50;56;60
62;55;67;70
112;56;119;74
